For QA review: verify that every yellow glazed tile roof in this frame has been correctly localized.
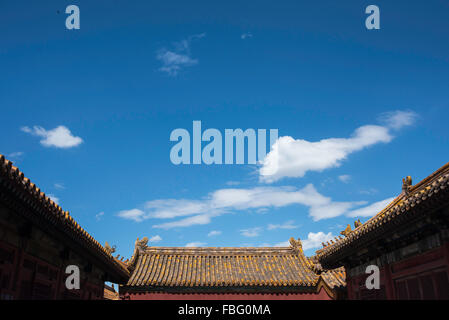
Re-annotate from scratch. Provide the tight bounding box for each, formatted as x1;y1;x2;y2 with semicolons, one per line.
125;237;345;290
316;161;449;262
0;154;129;279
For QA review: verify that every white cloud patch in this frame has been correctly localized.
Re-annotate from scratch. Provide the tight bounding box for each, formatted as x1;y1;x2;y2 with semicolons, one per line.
267;220;298;230
118;184;379;228
21;125;83;148
157;33;205;76
208;230;222;237
241;32;253;39
346;197;396;218
149;235;162;243
8;152;24;159
240;227;262;237
153;213;213;229
117;208;145;222
259;111;417;183
185;241;206;247
95;211;104;221
260;125;392;183
338;175;351;183
47;194;59;205
380;110;418;130
301;232;334;250
273;231;334;250
54;183;65;190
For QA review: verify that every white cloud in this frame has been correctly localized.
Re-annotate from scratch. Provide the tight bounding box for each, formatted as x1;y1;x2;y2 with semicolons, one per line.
118;184;378;227
274;240;290;247
185;242;206;247
309;200;366;220
273;232;334;250
301;232;334;250
153;213;213;229
8;152;24;159
157;33;205;76
258;243;271;247
359;188;378;195
157;51;197;75
259;111;417;183
260;125;392;183
346;197;395;218
267;220;298;230
338;175;351;183
95;211;104;221
21;125;83;148
117;208;145;222
47;194;59;205
240;227;262;237
149;235;162;243
208;230;222;237
54;183;65;190
380;110;418;130
241;32;253;39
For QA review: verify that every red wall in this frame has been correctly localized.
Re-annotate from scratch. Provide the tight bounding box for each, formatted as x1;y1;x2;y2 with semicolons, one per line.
122;287;332;300
346;243;449;300
0;241;104;300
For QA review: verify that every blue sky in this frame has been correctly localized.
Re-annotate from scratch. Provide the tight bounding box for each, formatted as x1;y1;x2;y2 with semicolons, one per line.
1;0;449;258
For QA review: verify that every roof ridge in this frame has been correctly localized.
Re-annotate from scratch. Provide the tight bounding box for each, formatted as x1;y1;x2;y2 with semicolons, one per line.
316;160;449;261
0;154;129;278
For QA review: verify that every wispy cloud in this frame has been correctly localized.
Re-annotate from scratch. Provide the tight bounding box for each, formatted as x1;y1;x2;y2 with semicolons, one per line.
21;125;83;148
149;235;162;243
259;110;417;183
338;175;351;183
54;183;65;190
240;227;262;237
95;211;104;221
157;33;205;76
267;220;298;230
241;32;253;39
48;194;60;205
346;197;395;217
118;184;377;228
273;231;334;250
208;230;222;237
185;241;206;247
7;152;24;160
359;188;378;195
117;208;145;222
380;110;418;130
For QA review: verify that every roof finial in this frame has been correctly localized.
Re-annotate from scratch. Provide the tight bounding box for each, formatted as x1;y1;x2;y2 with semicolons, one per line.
340;224;352;237
354;219;362;228
402;176;412;195
104;242;116;255
135;237;149;251
289;237;303;251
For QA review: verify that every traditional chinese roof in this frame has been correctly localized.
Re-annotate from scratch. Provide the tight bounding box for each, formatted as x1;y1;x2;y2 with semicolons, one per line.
122;237;345;296
104;284;120;300
316;161;449;268
0;154;129;281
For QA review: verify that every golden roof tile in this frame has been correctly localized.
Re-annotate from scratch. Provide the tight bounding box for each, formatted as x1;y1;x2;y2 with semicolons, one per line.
316;161;449;263
0;154;129;280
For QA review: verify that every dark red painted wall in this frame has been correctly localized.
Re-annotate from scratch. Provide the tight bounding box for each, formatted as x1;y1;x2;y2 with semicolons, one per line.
0;240;104;300
346;243;449;300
